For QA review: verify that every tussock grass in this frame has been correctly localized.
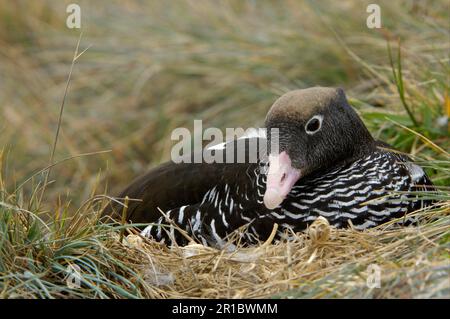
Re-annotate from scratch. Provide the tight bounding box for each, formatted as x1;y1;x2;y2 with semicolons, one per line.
0;0;448;298
0;190;448;298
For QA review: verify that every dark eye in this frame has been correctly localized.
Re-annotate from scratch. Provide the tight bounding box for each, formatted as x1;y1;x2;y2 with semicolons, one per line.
305;115;323;134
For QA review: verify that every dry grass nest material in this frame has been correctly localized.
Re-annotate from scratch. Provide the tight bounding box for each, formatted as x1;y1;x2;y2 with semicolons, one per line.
119;207;450;298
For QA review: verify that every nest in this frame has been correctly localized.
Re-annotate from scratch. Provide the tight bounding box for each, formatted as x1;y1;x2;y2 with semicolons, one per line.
118;207;450;298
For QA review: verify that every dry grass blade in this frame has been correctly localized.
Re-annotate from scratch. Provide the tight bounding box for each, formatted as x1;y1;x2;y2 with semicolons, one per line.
38;33;87;208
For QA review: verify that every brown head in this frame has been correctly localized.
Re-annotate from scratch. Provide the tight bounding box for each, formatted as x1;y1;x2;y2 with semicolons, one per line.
263;87;375;209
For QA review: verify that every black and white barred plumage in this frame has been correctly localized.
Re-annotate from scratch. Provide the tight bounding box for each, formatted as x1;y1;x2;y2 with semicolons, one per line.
103;87;434;247
139;143;432;247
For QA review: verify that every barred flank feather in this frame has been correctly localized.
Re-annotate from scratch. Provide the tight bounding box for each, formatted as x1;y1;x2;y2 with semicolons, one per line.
142;148;434;246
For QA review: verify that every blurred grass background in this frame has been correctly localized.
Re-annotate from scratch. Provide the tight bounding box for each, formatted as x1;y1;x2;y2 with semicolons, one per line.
0;0;448;298
0;0;448;209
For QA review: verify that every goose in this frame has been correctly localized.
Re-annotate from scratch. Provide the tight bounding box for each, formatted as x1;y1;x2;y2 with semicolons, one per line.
102;87;433;247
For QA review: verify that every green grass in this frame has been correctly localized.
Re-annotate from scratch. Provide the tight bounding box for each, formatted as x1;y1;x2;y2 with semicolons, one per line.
0;197;156;298
0;0;448;298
